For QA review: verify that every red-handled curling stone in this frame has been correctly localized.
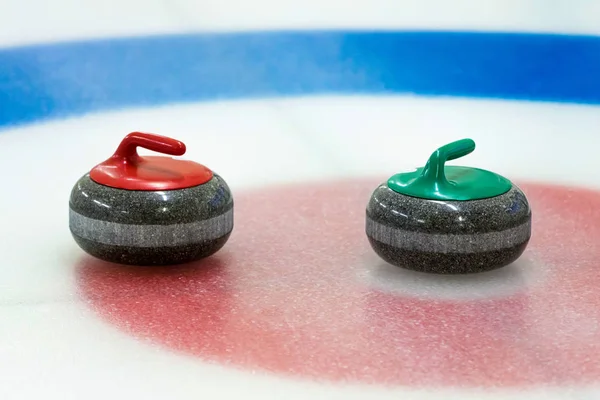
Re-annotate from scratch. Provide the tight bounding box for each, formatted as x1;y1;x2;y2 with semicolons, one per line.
69;132;234;266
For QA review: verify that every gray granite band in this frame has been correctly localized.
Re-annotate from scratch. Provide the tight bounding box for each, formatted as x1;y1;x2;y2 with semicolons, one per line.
366;185;530;234
366;217;531;253
69;173;233;225
69;208;233;247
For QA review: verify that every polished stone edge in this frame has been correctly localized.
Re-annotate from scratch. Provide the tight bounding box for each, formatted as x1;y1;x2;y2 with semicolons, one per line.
69;208;234;247
366;216;531;253
69;174;234;225
366;185;531;234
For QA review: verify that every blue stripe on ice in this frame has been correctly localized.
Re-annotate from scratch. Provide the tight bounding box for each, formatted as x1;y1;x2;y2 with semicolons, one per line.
1;31;599;128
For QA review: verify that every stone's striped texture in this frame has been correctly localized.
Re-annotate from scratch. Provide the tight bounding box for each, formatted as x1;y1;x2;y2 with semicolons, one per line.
366;218;531;254
69;173;233;266
69;208;234;247
366;184;531;274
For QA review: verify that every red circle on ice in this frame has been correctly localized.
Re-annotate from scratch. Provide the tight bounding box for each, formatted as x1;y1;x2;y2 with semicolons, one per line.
77;179;600;387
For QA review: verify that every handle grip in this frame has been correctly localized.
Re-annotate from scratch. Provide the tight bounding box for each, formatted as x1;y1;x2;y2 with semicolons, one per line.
422;138;476;181
113;132;186;162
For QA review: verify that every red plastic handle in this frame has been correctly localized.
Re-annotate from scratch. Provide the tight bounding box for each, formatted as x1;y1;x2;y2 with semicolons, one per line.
113;132;186;162
90;131;213;190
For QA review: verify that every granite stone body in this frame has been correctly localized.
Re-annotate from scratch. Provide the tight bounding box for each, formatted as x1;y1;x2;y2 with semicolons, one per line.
69;173;233;266
366;183;531;274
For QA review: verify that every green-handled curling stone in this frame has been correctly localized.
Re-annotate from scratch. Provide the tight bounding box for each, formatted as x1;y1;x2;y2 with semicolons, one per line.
366;138;532;274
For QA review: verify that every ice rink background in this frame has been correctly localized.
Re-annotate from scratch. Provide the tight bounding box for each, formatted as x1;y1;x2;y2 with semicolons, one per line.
1;1;600;399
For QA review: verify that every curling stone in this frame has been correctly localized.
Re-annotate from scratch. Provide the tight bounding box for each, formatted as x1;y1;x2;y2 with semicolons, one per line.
69;132;234;266
366;138;531;274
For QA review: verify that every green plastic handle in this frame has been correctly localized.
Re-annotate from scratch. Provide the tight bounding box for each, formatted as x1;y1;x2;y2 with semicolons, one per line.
386;138;512;201
421;139;476;184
